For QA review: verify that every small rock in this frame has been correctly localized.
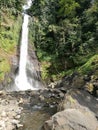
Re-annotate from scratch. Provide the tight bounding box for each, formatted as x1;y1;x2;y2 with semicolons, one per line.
1;111;7;117
4;117;8;122
11;119;20;125
39;95;45;101
16;109;22;114
16;124;23;128
83;75;91;81
15;115;21;119
0;121;6;129
0;91;6;96
48;82;56;88
18;98;24;104
59;87;66;93
58;92;64;98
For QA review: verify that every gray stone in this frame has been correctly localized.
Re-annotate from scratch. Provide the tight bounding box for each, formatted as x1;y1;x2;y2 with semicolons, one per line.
44;108;98;130
15;115;21;119
58;89;98;117
16;123;23;128
44;89;98;130
11;119;20;125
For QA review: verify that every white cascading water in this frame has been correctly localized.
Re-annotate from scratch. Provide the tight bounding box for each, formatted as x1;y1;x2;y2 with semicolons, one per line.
15;0;37;90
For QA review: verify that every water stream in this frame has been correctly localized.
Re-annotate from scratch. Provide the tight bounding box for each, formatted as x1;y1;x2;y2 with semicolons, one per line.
4;1;56;129
15;0;41;91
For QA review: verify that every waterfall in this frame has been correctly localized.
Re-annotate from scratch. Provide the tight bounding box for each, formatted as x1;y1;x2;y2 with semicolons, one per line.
15;0;39;90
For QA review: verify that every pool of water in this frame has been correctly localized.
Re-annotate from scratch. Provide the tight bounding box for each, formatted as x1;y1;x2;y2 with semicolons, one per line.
18;106;56;130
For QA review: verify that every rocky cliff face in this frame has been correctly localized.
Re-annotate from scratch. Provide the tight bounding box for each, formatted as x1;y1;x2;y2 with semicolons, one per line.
27;43;42;82
0;42;43;90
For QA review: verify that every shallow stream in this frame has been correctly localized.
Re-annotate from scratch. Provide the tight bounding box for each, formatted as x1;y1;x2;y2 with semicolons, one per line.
9;90;58;130
19;105;56;130
20;111;48;130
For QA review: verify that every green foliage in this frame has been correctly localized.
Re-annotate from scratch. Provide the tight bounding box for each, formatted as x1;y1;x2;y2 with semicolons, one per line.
78;55;98;74
59;0;80;17
0;16;22;81
29;0;98;82
0;0;24;81
0;16;22;52
0;58;10;81
0;0;25;12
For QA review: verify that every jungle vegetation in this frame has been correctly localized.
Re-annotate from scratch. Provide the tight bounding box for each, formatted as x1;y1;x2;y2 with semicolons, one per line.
0;0;25;81
28;0;98;82
0;0;98;84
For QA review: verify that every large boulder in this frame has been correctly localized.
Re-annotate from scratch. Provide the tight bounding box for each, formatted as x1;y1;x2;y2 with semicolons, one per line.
44;107;98;130
43;89;98;130
58;89;98;117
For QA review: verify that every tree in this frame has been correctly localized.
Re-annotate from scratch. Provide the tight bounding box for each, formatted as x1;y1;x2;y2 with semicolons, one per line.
59;0;80;18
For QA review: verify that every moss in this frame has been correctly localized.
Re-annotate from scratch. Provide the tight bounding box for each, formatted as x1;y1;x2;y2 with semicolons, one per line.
85;83;94;93
68;96;76;104
0;59;10;81
41;61;51;81
78;55;98;74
